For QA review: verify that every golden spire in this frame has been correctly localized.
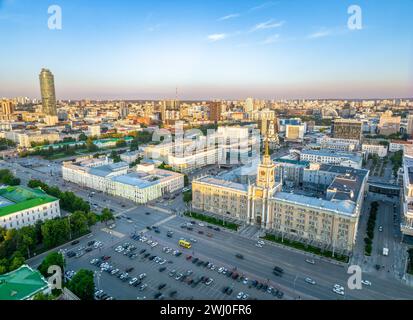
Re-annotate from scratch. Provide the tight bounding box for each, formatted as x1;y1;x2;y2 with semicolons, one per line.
262;134;271;165
265;135;269;157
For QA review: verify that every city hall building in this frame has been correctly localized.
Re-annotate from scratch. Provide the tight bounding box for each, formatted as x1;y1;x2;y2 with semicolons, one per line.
192;142;368;253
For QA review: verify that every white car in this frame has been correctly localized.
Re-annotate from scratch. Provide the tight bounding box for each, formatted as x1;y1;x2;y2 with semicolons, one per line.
236;292;244;300
189;238;197;243
198;223;205;227
151;242;158;248
218;267;224;273
111;268;119;275
305;277;316;285
242;293;249;300
255;243;263;248
205;278;214;286
257;240;265;245
305;259;315;265
138;273;147;280
333;288;344;296
243;278;249;285
129;277;138;285
334;284;345;291
159;259;166;265
210;265;216;271
147;240;153;245
139;284;148;291
361;280;372;286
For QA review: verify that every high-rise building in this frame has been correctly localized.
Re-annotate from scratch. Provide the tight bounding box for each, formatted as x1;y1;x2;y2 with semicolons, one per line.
119;103;129;119
209;102;221;122
379;110;401;136
331;119;362;141
1;99;14;115
407;114;413;137
245;98;254;113
39;68;57;116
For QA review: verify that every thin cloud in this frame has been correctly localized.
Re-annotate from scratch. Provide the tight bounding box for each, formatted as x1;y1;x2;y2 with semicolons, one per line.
207;33;228;42
218;13;240;21
308;30;332;39
250;19;285;32
249;1;278;12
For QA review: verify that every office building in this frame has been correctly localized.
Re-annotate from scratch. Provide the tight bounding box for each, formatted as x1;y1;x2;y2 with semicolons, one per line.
209;102;221;122
192;141;368;253
39;68;57;116
379;110;401;136
362;144;388;158
0;186;61;229
331;119;362;141
285;124;305;142
300;149;363;169
401;144;413;237
62;158;184;204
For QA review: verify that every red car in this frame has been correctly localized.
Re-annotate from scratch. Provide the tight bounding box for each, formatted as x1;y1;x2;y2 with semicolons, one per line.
186;255;192;260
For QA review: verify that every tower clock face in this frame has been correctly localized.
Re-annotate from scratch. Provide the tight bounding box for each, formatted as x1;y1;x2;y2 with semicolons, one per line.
260;170;265;176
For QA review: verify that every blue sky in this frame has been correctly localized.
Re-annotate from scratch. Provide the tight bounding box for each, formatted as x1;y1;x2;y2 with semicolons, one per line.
0;0;412;100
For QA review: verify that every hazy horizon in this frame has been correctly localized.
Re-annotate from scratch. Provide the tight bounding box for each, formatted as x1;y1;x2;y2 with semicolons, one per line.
1;0;412;100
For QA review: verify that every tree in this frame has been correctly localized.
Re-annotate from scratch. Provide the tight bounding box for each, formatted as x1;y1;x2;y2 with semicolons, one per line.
130;137;139;151
16;226;36;258
67;269;95;300
183;191;192;203
41;218;71;248
69;211;89;236
116;139;127;148
33;292;54;300
78;133;88;141
8;252;25;271
101;208;114;225
38;251;65;278
86;137;98;152
0;169;20;186
109;151;121;163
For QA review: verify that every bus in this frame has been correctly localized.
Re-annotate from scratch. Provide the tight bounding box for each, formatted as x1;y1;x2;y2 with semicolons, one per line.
178;239;192;249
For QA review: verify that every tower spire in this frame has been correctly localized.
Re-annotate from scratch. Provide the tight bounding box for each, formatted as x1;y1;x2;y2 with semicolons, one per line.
265;135;269;157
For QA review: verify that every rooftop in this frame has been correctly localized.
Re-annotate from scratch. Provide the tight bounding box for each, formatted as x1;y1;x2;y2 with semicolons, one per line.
0;265;49;300
301;149;362;162
0;186;58;218
196;176;248;192
274;192;356;216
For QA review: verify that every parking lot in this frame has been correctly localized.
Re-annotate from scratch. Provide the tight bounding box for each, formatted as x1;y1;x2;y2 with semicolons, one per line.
64;230;283;300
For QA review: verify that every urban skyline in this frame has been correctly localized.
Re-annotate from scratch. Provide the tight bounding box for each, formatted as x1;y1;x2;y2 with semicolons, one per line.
0;0;412;100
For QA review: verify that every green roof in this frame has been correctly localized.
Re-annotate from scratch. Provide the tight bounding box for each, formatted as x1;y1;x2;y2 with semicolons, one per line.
93;136;133;144
35;141;86;150
0;186;58;218
0;265;49;300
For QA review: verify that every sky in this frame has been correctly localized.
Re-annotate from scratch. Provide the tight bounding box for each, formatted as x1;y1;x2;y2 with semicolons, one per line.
0;0;412;100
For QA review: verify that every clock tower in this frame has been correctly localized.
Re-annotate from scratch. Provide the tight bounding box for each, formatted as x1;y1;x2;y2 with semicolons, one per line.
256;137;276;189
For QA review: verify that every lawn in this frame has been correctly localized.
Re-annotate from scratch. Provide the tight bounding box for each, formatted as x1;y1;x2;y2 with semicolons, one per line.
184;211;239;231
262;233;349;263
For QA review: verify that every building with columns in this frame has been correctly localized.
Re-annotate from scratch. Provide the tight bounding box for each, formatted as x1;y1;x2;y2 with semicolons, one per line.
192;139;368;253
